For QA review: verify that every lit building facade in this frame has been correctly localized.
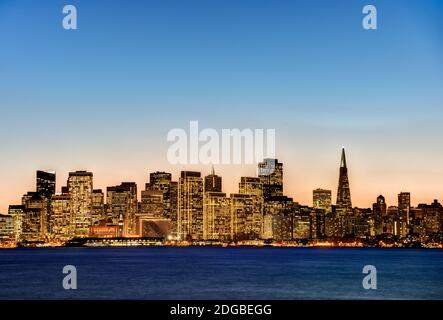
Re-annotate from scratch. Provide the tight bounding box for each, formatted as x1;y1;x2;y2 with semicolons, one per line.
68;171;93;237
258;158;283;200
178;171;203;241
203;192;230;241
313;188;332;213
204;167;222;193
50;194;71;241
107;182;138;236
8;205;24;242
91;189;105;225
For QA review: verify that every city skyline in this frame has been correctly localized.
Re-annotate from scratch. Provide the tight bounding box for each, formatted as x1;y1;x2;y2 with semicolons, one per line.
1;147;442;248
1;0;443;214
1;147;441;215
0;148;443;247
2;146;443;214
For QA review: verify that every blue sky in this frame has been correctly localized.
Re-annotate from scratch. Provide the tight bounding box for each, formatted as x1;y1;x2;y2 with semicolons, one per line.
1;0;443;212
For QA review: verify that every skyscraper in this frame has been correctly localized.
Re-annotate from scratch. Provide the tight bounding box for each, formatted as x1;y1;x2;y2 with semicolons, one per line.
203;192;230;241
8;205;24;242
313;188;332;213
169;181;178;238
264;196;294;241
106;182;138;236
239;177;263;197
140;190;164;218
36;170;56;234
238;177;264;240
36;170;56;199
336;148;352;210
91;189;105;225
50;194;71;241
148;172;173;219
178;171;203;241
21;192;46;242
68;171;93;237
398;192;411;237
204;166;222;192
373;195;387;235
258;159;283;200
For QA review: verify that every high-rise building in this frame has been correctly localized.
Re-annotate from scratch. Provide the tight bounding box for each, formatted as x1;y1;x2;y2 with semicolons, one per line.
230;193;263;241
239;177;263;197
21;192;46;242
203;192;230;241
148;172;173;219
336;148;352;210
258;158;283;200
238;176;264;240
36;170;56;199
169;181;178;238
91;189;105;225
50;194;71;241
386;206;399;236
140;190;164;218
0;214;14;242
263;196;294;241
418;200;442;236
178;171;203;241
335;148;352;237
8;205;24;242
310;208;326;239
398;192;411;237
293;206;311;240
107;182;138;236
313;188;332;213
373;195;387;235
35;170;56;234
204;166;222;192
68;171;93;237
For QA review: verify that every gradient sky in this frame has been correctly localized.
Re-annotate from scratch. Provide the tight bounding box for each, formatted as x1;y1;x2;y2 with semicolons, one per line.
1;0;443;213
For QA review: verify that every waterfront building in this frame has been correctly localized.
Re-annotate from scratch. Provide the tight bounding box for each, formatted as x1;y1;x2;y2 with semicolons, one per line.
50;193;71;241
264;196;294;241
293;206;311;240
21;192;47;242
178;171;203;241
373;195;387;236
68;171;93;237
398;192;411;237
258;159;283;200
107;182;138;236
91;189;105;225
89;225;119;238
139;218;171;238
336;148;352;210
203;192;230;241
8;205;24;242
147;171;173;219
140;190;163;218
0;214;14;242
418;200;442;236
310;208;326;239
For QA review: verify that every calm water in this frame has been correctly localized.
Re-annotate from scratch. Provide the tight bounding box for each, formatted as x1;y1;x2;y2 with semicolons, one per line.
0;247;442;300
